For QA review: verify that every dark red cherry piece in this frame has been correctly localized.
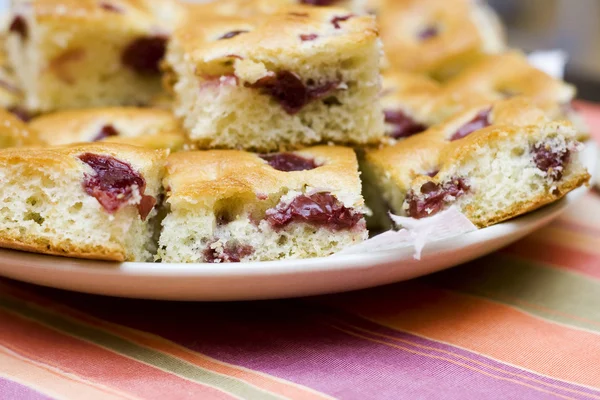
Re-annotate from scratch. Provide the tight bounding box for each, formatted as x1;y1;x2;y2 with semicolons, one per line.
260;153;318;171
266;192;362;230
121;35;167;75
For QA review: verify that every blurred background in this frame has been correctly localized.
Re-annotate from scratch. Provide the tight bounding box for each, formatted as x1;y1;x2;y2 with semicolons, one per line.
488;0;600;101
1;0;597;100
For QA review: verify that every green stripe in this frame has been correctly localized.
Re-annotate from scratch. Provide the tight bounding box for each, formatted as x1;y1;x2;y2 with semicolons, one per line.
424;253;600;333
0;293;283;400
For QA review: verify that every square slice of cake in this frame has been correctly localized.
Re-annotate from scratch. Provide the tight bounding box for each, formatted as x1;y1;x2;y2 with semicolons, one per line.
29;107;185;150
158;145;368;263
0;143;167;261
164;5;384;151
6;0;181;113
362;98;590;228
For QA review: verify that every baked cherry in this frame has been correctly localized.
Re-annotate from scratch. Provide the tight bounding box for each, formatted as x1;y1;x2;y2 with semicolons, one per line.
7;106;31;122
300;33;318;41
405;177;470;218
249;71;339;114
218;30;248;40
9;16;27;40
531;142;570;181
266;192;362;230
92;125;119;142
260;153;318;171
78;153;156;220
99;2;122;12
450;108;491;141
121;35;167;75
203;241;254;263
300;0;339;5
384;109;427;139
331;14;353;29
418;26;439;40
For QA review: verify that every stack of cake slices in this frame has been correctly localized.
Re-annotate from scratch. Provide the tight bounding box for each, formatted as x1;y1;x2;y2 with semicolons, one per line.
0;0;591;263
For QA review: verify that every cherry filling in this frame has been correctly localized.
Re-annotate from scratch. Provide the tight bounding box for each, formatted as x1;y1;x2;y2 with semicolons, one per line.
249;71;340;114
300;0;339;5
531;142;570;181
121;35;167;75
418;26;439;40
203;241;254;263
405;177;470;219
331;14;353;29
260;153;318;172
99;2;123;12
92;125;119;142
300;33;318;41
384;109;427;139
450;108;491;141
218;30;248;40
8;106;31;122
78;153;156;220
9;16;27;40
266;192;362;230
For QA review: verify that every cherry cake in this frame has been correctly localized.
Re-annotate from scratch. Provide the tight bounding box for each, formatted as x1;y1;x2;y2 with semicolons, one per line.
361;98;590;229
163;4;384;152
5;0;182;112
0;143;167;261
157;146;368;263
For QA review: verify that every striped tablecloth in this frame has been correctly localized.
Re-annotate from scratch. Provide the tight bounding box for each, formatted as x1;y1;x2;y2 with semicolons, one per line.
1;104;599;400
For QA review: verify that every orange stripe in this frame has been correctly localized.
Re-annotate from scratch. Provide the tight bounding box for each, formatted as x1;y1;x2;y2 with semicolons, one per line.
0;346;132;400
320;282;600;388
328;324;578;400
0;309;237;400
503;240;600;279
0;282;329;400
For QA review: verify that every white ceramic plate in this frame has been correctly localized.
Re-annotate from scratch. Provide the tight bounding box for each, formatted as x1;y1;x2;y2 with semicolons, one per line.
0;143;597;301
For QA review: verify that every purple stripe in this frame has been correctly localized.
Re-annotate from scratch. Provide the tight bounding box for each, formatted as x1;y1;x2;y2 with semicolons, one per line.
11;282;598;400
0;377;54;400
312;306;600;398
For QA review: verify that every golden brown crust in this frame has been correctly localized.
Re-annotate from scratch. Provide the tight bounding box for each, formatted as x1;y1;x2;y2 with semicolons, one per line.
0;236;125;262
380;51;576;138
0;108;40;148
377;0;505;76
21;0;175;26
165;145;363;209
29;107;184;150
435;51;575;115
171;5;378;76
0;141;168;166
